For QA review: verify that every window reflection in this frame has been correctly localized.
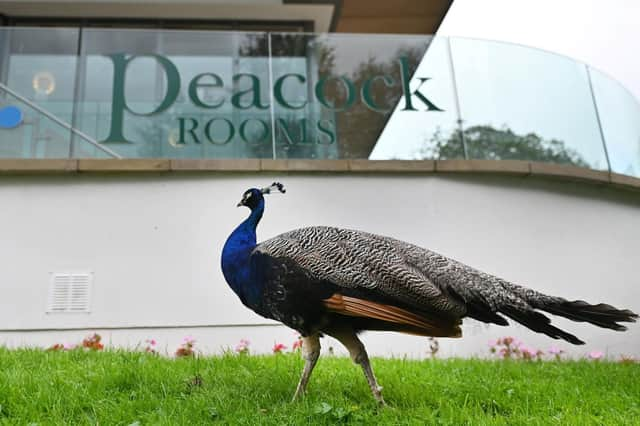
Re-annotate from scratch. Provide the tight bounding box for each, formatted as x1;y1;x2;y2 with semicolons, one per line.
0;27;637;175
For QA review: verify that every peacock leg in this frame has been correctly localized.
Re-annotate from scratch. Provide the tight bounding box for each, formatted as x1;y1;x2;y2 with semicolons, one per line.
328;328;385;405
292;333;321;401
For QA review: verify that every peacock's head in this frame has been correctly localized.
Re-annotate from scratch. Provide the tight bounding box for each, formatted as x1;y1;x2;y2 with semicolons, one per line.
237;182;286;210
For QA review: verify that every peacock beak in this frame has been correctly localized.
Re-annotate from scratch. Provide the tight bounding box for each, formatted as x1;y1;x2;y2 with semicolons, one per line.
236;200;243;207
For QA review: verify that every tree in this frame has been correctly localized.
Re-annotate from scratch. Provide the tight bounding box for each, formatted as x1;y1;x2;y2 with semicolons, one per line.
422;125;589;167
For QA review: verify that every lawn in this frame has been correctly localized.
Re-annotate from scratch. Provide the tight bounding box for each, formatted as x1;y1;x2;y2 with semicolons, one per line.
0;348;638;425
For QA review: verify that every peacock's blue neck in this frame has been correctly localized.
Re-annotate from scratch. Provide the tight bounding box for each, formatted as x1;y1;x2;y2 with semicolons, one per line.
221;200;264;305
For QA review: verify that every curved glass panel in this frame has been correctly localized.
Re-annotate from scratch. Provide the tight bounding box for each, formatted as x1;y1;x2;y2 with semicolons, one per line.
589;67;640;177
448;38;608;169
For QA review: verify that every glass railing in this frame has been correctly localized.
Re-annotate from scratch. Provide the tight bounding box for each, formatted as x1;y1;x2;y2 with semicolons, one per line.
0;27;639;178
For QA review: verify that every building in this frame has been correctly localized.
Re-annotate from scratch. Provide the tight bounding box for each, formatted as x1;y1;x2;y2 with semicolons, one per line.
0;0;638;358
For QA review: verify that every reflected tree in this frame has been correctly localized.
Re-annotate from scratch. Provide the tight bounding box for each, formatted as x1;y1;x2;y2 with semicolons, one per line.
239;33;428;159
422;125;589;167
337;46;424;158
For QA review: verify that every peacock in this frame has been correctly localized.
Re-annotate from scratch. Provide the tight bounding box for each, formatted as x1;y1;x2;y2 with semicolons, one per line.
221;182;638;404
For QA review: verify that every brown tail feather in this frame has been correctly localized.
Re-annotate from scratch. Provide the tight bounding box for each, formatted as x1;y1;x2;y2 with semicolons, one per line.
323;293;462;338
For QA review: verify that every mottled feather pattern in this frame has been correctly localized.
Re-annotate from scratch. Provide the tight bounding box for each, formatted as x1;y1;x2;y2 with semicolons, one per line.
256;226;508;317
257;226;464;316
255;226;637;343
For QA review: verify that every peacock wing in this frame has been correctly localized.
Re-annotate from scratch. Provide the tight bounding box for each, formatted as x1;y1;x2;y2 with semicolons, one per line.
256;226;638;344
255;226;469;321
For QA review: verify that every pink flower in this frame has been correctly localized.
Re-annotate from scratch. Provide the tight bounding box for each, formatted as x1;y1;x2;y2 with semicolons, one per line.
272;343;287;353
588;351;604;360
144;339;158;355
175;337;196;357
548;346;563;355
519;346;539;360
63;342;76;350
235;339;250;354
488;339;498;347
292;339;303;351
518;345;536;359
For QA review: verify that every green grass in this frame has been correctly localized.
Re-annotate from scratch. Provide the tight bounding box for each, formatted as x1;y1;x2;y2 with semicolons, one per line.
0;348;638;425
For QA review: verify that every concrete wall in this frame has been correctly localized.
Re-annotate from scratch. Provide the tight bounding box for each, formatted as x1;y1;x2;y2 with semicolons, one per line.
1;173;639;358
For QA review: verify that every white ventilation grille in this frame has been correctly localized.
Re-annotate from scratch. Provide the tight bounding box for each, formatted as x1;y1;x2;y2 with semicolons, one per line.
47;272;92;313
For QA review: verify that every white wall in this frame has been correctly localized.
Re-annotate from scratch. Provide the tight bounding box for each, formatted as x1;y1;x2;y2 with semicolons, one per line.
1;173;639;359
438;0;640;102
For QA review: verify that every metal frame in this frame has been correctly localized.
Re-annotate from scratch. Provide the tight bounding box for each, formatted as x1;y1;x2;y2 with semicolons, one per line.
446;38;468;159
586;65;612;173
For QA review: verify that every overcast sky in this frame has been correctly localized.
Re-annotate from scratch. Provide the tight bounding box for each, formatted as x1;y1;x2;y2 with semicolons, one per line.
437;0;640;102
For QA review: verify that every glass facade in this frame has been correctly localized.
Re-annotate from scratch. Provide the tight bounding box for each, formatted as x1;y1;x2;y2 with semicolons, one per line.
0;27;639;178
